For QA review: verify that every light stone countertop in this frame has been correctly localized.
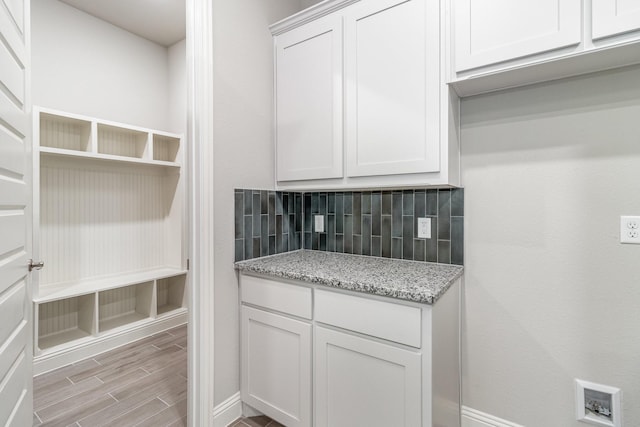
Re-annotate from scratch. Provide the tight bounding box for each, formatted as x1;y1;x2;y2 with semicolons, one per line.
235;250;463;304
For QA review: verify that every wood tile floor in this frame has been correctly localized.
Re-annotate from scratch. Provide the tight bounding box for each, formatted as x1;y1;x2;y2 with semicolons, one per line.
33;325;187;427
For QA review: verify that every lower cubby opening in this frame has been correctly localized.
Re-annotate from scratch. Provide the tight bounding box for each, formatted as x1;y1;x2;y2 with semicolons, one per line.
99;282;153;332
38;294;95;351
156;274;186;316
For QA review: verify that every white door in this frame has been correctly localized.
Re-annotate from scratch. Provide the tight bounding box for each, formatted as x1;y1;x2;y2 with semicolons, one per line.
275;13;343;182
344;0;440;178
241;306;312;427
315;326;421;427
592;0;640;40
0;0;33;425
453;0;581;72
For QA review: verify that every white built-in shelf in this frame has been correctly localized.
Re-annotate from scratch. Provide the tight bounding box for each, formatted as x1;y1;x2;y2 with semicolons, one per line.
38;329;93;351
99;312;149;333
36;267;188;303
37;107;183;169
40;146;181;168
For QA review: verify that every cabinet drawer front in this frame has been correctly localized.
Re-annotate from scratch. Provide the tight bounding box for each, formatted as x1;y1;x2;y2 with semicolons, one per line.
241;274;312;319
315;289;421;347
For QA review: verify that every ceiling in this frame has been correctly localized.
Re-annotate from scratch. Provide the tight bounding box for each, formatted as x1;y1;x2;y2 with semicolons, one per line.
59;0;186;47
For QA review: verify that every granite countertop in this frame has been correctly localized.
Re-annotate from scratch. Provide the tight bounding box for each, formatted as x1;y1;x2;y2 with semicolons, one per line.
235;250;463;304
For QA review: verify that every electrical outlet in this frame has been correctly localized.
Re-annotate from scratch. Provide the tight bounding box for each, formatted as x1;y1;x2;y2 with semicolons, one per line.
314;215;324;233
417;217;431;239
620;216;640;244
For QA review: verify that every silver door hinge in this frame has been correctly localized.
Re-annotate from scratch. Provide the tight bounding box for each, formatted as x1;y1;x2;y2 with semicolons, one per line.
28;259;45;272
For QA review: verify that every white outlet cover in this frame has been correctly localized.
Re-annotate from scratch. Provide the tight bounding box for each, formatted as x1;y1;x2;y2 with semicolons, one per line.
314;215;324;233
620;216;640;244
417;217;431;239
575;379;621;427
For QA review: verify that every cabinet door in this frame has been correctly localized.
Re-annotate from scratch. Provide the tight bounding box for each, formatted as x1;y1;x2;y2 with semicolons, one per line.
592;0;640;40
315;326;421;427
344;0;440;178
453;0;581;72
241;306;311;427
275;14;343;181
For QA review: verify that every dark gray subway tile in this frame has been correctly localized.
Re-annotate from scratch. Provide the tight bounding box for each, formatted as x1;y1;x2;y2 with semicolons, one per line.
336;211;344;234
268;210;275;235
269;236;276;255
414;190;426;218
276;233;283;253
438;240;451;264
353;209;362;235
319;193;327;215
328;215;336;252
252;193;261;237
275;192;283;215
276;215;283;236
304;194;311;231
362;214;372;256
319;234;326;251
391;238;403;259
261;215;269;254
381;215;392;258
353;192;361;218
372;192;381;230
244;216;252;245
371;236;381;257
451;188;464;217
335;193;343;218
244;189;252;215
328;193;335;214
382;192;392;215
288;230;296;251
283;214;290;234
243;235;252;260
287;193;293;213
235;239;244;262
392;192;402;220
451;217;464;265
268;192;275;215
295;193;302;221
260;190;268;214
312;232;319;250
344;215;353;253
413;239;426;262
344;192;353;214
426;190;437;216
235;209;243;240
352;235;362;255
252;238;260;260
336;234;344;253
362;193;371;215
281;193;288;215
304;232;312;249
403;215;413;260
311;192;319;214
392;210;402;238
283;235;289;252
426;235;438;262
234;192;243;232
403;190;414;215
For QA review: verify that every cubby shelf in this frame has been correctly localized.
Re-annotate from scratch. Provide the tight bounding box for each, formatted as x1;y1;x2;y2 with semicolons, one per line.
33;107;188;374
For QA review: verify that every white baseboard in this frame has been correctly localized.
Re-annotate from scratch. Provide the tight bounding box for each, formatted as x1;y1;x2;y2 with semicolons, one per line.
462;406;524;427
213;392;242;427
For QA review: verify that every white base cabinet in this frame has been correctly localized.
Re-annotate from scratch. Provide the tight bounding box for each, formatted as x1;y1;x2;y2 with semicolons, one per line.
315;326;422;427
239;273;461;427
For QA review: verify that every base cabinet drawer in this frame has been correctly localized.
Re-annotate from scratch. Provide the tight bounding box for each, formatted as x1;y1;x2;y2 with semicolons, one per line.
314;326;422;427
241;306;312;427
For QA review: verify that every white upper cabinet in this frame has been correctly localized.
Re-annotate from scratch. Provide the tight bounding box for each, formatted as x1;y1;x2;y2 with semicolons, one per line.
344;0;440;178
450;0;640;96
275;14;343;182
592;0;640;40
271;0;460;190
453;0;581;72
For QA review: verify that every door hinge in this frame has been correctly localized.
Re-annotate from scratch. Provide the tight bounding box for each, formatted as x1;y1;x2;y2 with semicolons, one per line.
28;259;45;272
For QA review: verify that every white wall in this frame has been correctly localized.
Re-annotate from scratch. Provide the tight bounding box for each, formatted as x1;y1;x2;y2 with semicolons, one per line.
31;0;170;130
168;39;187;134
212;0;304;406
460;65;640;426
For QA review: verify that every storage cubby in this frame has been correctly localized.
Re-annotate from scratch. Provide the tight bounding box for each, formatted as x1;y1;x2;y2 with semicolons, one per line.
156;274;187;316
38;294;95;350
40;112;92;152
98;282;153;332
97;123;149;159
153;134;180;162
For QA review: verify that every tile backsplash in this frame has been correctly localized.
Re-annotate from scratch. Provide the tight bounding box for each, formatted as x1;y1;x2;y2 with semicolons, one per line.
235;188;463;265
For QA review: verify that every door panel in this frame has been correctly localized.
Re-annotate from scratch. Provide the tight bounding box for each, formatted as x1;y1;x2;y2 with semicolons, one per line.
454;0;581;71
592;0;640;40
0;0;32;425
